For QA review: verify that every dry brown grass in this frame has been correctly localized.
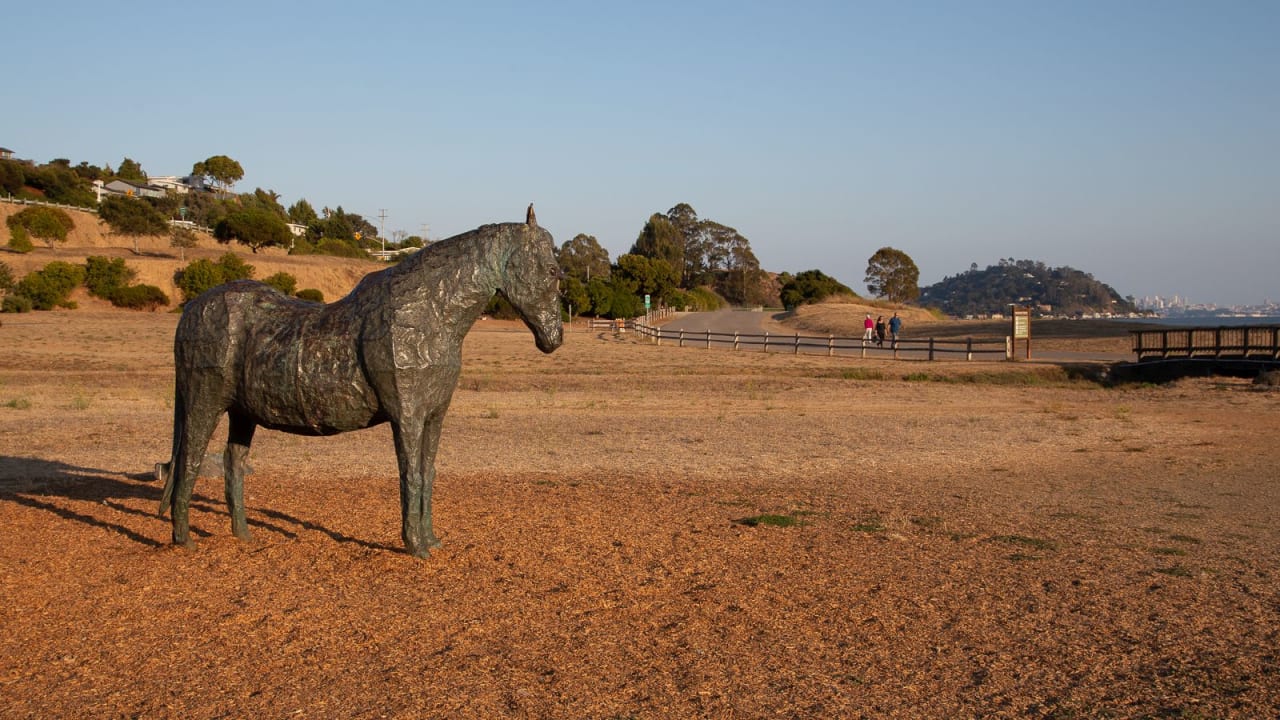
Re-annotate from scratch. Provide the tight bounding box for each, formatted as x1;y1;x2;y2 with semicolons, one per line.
2;308;1279;717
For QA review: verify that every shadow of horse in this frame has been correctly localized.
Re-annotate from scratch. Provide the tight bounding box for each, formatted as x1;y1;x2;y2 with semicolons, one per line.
0;456;395;552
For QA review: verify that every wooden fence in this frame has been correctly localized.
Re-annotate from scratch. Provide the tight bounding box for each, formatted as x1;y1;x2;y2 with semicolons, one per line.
632;322;1010;361
2;194;96;213
1131;325;1280;362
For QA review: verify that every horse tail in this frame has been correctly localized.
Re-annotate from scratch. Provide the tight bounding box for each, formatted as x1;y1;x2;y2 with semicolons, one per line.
156;389;185;516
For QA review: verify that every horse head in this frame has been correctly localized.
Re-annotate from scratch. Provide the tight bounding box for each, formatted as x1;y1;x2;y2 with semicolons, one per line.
500;223;563;354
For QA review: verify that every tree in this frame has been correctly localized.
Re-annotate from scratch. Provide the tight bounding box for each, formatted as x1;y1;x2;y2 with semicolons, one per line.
614;253;677;300
170;225;199;261
192;155;245;195
288;198;319;227
865;247;920;303
214;208;292;253
557;233;611;283
6;206;75;247
665;203;711;287
778;269;856;309
116;157;147;183
98;196;169;253
630;214;684;284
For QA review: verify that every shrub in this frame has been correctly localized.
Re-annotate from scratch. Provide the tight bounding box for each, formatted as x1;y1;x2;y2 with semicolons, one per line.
2;294;33;313
5;206;75;247
295;288;325;303
8;225;34;253
216;252;255;282
105;283;169;310
175;258;223;302
263;271;298;296
175;253;255;303
687;286;726;311
0;260;12;294
84;256;137;298
14;261;85;310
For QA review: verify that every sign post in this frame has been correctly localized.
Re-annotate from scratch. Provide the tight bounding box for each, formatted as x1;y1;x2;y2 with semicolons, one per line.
1011;306;1032;360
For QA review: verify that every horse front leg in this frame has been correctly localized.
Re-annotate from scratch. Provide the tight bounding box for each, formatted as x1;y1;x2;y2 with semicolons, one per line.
392;415;445;558
224;411;256;541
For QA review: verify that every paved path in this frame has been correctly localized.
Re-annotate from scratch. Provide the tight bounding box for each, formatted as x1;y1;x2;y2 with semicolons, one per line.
657;311;1131;364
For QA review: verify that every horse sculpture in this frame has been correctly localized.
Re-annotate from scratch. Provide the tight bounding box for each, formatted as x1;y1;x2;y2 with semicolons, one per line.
155;215;562;557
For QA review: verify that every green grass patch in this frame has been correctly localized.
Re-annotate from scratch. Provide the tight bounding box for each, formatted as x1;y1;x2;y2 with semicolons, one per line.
851;517;885;532
1151;547;1187;556
1155;564;1194;578
841;367;885;381
735;513;802;528
5;397;31;410
1168;534;1202;544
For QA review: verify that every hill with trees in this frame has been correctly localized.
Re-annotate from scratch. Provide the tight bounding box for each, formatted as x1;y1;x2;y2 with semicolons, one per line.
919;259;1137;317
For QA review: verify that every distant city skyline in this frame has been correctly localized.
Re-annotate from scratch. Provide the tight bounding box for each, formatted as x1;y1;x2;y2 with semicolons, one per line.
3;1;1276;306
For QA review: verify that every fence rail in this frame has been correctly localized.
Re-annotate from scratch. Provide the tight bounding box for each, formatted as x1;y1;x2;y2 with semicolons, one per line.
632;322;1009;361
2;194;97;213
1131;325;1280;361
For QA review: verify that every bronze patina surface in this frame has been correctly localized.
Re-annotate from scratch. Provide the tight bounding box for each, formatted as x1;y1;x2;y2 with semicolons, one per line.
156;215;562;557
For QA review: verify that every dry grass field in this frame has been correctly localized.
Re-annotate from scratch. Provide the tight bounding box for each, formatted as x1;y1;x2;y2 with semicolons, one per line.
2;308;1279;718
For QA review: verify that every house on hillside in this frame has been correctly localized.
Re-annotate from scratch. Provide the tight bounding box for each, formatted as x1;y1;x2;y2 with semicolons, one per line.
94;179;167;201
0;147;13;160
147;175;206;194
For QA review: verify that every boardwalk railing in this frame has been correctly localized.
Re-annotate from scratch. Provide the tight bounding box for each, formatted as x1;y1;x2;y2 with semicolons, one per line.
1131;325;1280;362
632;322;1009;361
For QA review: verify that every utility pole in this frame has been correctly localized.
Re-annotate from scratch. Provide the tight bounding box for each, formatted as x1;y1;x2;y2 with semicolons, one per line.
419;223;430;244
378;208;388;253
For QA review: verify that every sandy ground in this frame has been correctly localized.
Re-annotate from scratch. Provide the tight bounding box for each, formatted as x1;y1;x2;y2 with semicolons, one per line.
1;308;1278;718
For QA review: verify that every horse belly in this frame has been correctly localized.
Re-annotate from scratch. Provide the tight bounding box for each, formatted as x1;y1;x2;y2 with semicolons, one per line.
240;323;380;434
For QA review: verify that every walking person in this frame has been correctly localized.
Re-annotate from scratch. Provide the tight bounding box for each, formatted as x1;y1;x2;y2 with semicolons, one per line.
888;312;903;349
862;313;874;346
875;315;887;347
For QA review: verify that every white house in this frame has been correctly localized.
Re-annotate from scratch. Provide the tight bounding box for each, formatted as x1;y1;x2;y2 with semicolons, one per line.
95;179;167;201
147;175;206;194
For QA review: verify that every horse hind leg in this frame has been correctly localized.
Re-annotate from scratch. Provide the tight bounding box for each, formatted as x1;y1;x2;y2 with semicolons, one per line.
168;398;223;549
224;411;256;541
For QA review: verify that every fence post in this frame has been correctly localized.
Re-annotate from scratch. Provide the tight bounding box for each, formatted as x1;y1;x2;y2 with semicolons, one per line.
1215;327;1223;358
966;337;973;361
734;332;740;351
794;333;800;355
706;329;711;349
828;335;834;357
1005;336;1012;360
929;338;935;362
679;329;685;348
763;332;769;353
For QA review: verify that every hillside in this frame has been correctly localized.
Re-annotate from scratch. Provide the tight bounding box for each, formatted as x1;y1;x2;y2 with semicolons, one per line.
771;296;938;337
2;201;380;306
919;259;1136;317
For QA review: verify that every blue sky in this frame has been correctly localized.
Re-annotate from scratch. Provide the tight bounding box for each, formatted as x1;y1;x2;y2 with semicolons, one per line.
6;1;1277;306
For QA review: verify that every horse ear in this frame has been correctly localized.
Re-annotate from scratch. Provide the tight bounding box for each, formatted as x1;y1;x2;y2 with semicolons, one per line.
526;203;537;227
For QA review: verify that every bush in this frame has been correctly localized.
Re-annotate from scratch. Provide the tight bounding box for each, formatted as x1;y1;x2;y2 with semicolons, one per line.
263;271;298;296
14;261;86;310
84;256;137;298
174;253;256;303
5;206;75;247
8;225;34;253
105;283;169;310
2;294;33;313
175;259;224;302
295;288;325;303
0;260;12;294
687;286;726;311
